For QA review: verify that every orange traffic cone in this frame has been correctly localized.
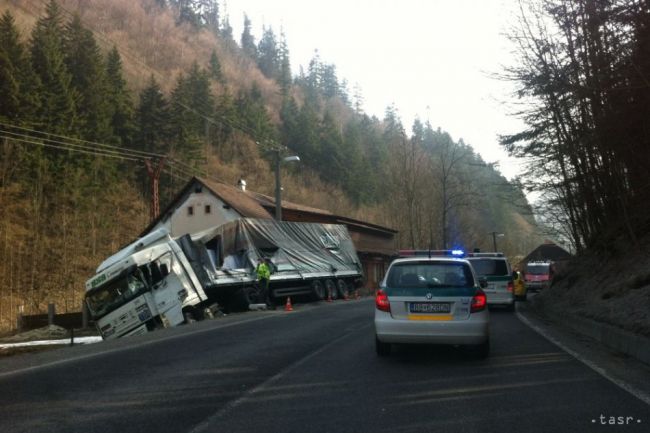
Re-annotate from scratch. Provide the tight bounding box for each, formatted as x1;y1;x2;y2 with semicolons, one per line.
284;297;294;311
326;289;333;302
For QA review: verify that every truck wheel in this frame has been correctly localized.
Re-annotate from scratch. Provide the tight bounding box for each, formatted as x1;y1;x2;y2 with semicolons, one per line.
325;279;338;300
183;310;197;324
336;279;349;298
311;280;326;301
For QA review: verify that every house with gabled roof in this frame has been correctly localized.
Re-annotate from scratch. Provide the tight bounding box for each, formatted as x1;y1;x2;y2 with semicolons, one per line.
523;241;572;264
141;177;397;290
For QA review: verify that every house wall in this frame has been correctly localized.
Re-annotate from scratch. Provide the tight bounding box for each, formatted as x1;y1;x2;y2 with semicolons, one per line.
150;190;242;237
360;254;388;293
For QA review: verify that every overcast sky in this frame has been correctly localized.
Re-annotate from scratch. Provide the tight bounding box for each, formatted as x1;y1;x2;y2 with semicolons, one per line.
226;0;527;180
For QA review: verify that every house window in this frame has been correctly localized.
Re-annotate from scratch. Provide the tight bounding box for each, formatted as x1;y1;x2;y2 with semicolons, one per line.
205;205;211;214
187;206;194;216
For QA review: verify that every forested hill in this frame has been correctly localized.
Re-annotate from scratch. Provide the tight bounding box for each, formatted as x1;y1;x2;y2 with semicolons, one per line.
0;0;540;329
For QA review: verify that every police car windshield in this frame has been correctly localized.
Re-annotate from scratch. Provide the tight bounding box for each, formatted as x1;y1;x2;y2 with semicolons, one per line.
468;258;509;276
386;261;474;289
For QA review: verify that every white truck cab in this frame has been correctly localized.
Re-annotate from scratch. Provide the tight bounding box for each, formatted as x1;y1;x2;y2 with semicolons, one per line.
85;229;207;339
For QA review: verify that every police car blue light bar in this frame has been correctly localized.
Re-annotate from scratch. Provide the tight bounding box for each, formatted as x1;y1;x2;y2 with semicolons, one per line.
397;249;466;258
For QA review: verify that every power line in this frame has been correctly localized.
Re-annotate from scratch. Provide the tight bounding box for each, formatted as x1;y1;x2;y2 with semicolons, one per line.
0;134;140;161
0;121;164;158
0;122;214;177
0;128;146;160
1;124;233;186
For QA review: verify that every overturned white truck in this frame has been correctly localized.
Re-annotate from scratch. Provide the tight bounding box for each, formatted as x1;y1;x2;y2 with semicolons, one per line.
85;218;364;340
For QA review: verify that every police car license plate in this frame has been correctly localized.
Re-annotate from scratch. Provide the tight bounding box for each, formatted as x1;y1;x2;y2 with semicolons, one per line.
409;302;450;313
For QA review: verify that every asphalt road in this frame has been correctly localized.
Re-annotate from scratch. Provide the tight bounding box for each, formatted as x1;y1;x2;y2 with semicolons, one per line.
0;298;648;433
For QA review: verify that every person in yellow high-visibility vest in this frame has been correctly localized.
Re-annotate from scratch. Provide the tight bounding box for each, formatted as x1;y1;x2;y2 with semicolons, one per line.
256;258;272;308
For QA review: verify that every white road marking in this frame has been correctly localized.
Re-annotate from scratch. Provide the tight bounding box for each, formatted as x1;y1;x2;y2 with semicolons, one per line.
516;309;650;406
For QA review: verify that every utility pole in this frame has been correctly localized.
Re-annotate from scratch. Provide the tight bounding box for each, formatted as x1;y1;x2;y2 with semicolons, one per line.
274;150;281;220
490;231;504;252
145;157;166;222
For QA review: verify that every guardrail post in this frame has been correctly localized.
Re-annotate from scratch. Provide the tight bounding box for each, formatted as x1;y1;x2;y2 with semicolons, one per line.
48;303;55;326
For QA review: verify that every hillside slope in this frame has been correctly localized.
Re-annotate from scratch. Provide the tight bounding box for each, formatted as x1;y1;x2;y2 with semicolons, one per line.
535;237;650;337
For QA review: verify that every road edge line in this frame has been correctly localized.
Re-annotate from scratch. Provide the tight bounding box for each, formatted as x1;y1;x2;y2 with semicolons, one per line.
516;309;650;406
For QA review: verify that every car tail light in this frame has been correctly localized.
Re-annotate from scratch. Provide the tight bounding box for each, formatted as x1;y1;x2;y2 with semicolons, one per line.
471;289;487;313
375;289;390;312
507;281;514;292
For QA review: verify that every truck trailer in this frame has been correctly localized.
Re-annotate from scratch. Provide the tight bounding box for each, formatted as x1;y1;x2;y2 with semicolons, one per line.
84;218;364;340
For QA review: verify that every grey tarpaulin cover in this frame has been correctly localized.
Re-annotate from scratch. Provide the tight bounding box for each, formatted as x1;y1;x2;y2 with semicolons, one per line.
191;218;363;278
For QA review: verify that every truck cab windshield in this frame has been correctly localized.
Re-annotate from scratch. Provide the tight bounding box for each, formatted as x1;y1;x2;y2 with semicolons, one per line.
86;271;149;318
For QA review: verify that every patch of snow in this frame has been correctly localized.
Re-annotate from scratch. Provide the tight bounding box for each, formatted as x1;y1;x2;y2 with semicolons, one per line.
0;336;103;349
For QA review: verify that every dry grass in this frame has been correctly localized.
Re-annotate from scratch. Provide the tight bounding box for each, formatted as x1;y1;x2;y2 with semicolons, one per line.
537;239;650;337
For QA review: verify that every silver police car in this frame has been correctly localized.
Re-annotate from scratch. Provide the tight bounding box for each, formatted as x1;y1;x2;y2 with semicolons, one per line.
374;251;490;357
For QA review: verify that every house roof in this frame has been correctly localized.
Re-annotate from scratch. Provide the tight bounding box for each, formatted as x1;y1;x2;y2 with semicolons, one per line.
247;191;334;216
199;177;272;219
523;242;572;263
140;176;397;238
139;176;272;236
249;191;397;235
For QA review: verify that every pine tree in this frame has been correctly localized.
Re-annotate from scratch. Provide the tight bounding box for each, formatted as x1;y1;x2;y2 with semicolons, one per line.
63;14;111;142
209;49;223;83
169;63;215;165
277;30;292;96
318;110;345;181
320;64;339;99
220;13;233;41
177;0;199;27
202;0;220;35
214;90;237;149
30;0;78;135
257;26;279;79
0;11;39;122
280;96;300;149
293;100;320;163
136;75;170;154
235;82;276;143
105;46;134;147
241;14;257;60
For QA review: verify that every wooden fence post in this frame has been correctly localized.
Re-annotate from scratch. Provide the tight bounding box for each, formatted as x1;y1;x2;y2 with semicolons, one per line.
48;303;55;326
82;300;89;329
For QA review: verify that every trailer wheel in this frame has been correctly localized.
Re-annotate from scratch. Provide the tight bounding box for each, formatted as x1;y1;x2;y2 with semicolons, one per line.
244;286;261;305
311;280;326;301
325;279;338;300
336;279;349;298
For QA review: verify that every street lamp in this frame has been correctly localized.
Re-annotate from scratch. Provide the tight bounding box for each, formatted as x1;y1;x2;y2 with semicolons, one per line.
274;151;300;221
490;232;505;252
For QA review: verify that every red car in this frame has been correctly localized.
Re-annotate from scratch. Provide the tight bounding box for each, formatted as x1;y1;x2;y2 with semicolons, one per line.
524;261;552;291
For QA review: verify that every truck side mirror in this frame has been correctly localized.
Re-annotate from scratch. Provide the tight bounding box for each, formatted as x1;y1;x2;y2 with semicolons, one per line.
160;263;169;277
479;277;488;288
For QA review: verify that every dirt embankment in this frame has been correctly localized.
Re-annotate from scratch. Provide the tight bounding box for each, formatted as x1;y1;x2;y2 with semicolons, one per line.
533;240;650;337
